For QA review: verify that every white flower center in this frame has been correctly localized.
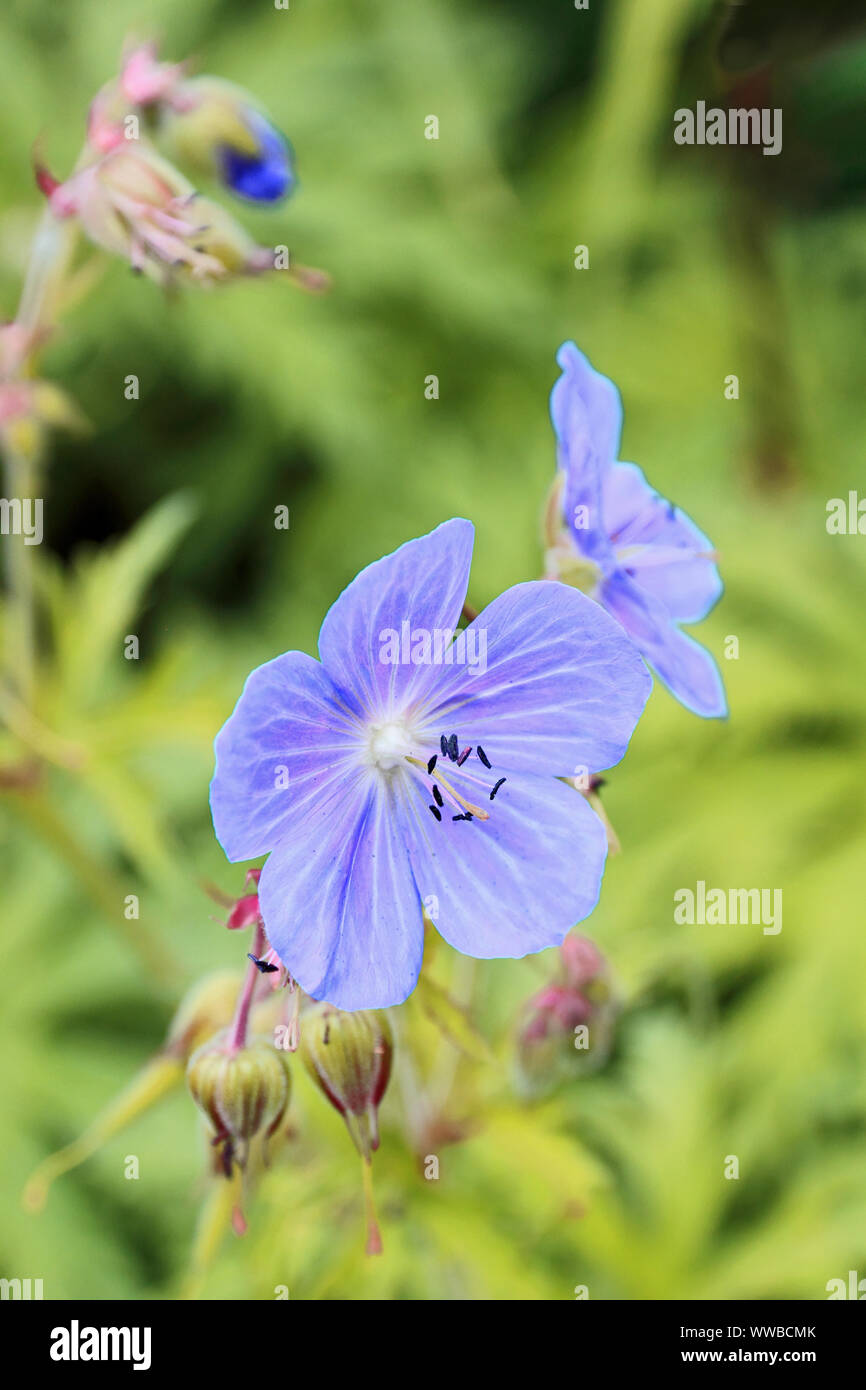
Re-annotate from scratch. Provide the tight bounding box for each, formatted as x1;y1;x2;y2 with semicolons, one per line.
366;719;415;773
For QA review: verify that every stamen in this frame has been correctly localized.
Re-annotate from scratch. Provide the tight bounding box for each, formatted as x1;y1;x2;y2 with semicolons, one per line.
489;777;506;801
440;735;448;757
456;746;472;766
434;768;489;820
432;785;444;808
428;804;442;822
247;953;279;974
447;734;459;761
477;745;491;769
452;813;473;822
405;755;490;820
427;754;437;774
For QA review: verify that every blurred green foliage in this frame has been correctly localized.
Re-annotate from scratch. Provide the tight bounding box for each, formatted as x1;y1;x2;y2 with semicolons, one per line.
1;0;865;1300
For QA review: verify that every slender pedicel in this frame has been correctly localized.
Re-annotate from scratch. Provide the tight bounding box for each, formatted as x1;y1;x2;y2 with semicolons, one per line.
477;745;491;769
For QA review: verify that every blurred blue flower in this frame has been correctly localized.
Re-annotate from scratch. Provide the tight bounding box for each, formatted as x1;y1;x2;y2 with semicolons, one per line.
549;342;727;719
210;519;650;1009
218;110;295;204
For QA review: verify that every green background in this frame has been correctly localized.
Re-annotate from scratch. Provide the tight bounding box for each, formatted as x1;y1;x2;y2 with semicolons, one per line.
1;0;865;1299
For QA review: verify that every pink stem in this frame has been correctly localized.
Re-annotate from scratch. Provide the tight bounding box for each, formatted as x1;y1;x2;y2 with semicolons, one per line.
227;921;264;1056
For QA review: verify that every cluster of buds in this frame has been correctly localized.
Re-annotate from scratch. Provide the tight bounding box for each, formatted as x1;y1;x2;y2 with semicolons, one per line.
24;875;398;1260
35;40;327;292
516;934;618;1095
201;878;396;1253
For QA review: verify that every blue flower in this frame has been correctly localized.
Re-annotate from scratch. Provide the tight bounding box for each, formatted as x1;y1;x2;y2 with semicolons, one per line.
549;342;727;719
210;519;650;1010
218;110;295;203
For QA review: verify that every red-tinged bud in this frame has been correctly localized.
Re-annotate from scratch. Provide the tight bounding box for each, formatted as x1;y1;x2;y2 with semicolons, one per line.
516;934;618;1095
187;1031;291;1174
300;1004;393;1255
300;1004;393;1162
560;933;605;990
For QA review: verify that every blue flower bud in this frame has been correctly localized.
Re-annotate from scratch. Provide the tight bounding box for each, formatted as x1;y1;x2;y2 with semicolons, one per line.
218;110;295;204
159;77;296;205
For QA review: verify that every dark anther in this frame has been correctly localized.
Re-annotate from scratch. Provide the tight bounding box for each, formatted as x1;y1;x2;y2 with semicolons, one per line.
440;735;449;757
428;804;442;822
427;754;437;774
448;734;459;761
489;777;507;801
433;785;444;807
456;746;472;766
248;953;279;974
452;812;473;822
477;745;491;769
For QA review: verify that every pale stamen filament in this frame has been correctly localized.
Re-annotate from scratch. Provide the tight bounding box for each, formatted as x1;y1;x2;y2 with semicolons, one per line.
405;754;490;821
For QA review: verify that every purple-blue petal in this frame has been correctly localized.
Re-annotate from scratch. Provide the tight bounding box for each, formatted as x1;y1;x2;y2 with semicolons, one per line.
551;341;623;471
601;573;728;718
422;579;651;775
317;519;474;722
258;780;424;1010
402;769;608;958
550;341;621;569
210;650;362;862
603;462;723;623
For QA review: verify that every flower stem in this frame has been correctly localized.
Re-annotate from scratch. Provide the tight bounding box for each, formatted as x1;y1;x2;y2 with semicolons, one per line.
227;921;264;1055
2;212;81;711
1;443;38;706
361;1154;383;1256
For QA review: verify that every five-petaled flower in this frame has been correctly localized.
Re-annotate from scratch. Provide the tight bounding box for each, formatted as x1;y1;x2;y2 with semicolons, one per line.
210;519;650;1010
547;342;727;718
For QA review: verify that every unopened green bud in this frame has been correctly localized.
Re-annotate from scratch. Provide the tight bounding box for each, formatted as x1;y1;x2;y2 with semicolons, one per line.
187;1032;291;1173
300;1005;393;1162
